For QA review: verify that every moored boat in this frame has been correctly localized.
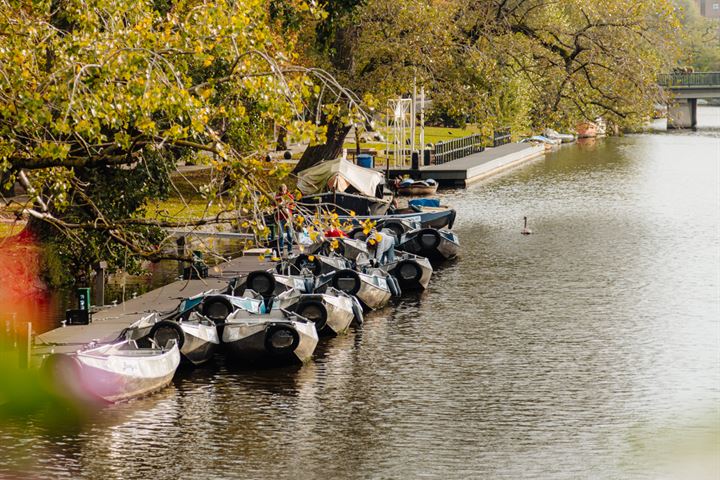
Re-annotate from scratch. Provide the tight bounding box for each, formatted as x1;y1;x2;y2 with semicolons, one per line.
296;158;392;215
376;252;433;290
274;288;359;335
396;178;439;196
127;312;220;366
322;268;394;310
396;227;460;261
42;339;180;403
222;309;318;365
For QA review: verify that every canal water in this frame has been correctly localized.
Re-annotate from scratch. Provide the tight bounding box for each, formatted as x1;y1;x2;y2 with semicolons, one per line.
1;108;718;479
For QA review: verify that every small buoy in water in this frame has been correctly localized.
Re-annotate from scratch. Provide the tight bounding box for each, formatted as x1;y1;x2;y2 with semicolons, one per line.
521;216;533;235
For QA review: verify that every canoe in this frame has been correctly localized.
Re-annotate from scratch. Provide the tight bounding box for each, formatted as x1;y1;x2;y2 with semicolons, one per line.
42;339;180;403
222;309;319;365
396;228;460;261
127;312;220;365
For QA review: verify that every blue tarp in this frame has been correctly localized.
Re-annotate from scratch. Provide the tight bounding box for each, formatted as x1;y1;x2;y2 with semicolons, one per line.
409;198;440;208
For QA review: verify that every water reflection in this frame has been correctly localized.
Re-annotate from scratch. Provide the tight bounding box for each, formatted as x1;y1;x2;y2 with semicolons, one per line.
1;108;718;479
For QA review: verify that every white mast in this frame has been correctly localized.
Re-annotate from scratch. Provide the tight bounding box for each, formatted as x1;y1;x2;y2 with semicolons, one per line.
419;86;425;156
411;77;417;157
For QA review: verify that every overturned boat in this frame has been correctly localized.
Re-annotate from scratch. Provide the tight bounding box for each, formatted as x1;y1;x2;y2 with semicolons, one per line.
222;308;318;365
396;228;460;261
42;339;180;403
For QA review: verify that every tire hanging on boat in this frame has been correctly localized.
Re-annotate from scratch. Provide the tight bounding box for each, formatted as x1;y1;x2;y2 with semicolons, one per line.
264;325;300;355
296;300;328;332
202;296;235;324
380;220;405;239
149;320;186;349
416;228;441;251
394;260;422;288
349;228;368;241
293;254;323;276
331;269;362;295
246;271;277;297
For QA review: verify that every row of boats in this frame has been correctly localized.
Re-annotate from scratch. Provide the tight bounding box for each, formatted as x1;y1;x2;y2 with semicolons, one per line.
42;217;460;404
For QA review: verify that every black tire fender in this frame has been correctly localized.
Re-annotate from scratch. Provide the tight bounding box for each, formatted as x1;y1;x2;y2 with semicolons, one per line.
202;296;235;324
381;220;405;239
149;320;186;350
264;325;300;354
348;227;368;241
294;254;322;276
416;228;441;251
394;260;422;286
296;300;328;332
331;269;362;295
246;270;277;297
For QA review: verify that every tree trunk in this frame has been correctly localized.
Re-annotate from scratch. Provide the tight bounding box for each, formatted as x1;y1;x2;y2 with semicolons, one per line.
293;116;351;174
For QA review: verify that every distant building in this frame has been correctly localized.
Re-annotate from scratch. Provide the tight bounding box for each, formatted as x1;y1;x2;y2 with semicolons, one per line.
698;0;720;18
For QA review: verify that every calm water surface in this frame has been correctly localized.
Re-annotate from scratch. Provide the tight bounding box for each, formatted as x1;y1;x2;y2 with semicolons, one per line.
1;109;719;479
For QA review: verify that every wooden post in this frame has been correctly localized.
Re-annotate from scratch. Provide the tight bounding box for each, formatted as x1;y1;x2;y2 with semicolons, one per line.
18;322;31;369
177;236;186;277
93;261;107;307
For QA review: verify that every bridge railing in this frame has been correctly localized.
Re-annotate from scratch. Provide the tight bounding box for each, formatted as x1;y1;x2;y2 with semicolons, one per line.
658;72;720;88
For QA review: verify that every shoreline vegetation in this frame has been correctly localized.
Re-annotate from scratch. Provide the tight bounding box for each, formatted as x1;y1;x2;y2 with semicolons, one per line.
0;0;715;288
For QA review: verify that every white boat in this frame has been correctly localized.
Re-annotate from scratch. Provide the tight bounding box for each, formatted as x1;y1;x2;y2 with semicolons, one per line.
222;309;319;365
324;269;394;310
543;128;576;143
274;288;359;335
42;339;180;403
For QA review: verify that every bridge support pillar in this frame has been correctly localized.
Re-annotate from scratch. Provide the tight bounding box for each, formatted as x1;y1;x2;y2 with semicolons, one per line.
667;98;697;129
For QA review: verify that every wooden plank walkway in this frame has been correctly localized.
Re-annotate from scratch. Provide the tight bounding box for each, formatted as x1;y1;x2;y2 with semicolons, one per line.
33;254;273;357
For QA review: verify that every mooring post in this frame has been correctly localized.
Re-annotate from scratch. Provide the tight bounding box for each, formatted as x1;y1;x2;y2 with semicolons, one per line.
18;322;31;369
177;236;187;277
93;261;107;307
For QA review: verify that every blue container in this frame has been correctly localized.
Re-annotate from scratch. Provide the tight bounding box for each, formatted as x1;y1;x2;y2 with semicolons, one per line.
357;154;373;169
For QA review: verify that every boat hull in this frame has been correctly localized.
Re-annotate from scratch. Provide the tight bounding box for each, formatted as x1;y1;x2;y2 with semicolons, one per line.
44;342;180;403
397;184;438;196
397;229;460;261
222;317;318;365
383;255;433;290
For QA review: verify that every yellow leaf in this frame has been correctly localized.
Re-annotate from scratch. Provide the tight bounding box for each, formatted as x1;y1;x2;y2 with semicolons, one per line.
308;255;315;261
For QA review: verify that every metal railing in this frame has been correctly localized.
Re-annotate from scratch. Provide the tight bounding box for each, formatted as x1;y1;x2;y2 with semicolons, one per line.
433;134;484;165
493;127;512;147
657;72;720;88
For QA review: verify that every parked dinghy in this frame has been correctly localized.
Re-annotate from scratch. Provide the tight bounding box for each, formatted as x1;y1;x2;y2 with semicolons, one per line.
396;228;460;261
42;339;180;403
323;269;394;310
377;252;433;290
274;288;359;336
127;312;219;365
222;309;318;365
397;178;439;196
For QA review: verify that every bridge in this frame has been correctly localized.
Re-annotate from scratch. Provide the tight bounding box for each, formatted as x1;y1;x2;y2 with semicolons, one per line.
657;72;720;128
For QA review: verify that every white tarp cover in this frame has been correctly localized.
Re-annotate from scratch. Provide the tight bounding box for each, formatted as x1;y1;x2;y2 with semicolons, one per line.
296;158;385;197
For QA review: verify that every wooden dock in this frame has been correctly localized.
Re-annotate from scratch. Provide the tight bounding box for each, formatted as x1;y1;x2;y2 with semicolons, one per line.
33;254;273;359
389;143;545;186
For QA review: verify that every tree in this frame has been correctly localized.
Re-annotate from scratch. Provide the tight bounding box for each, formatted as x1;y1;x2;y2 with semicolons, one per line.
0;0;354;282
